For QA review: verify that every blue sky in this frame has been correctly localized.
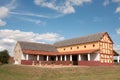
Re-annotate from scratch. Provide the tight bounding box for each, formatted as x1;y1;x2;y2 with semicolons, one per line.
0;0;120;56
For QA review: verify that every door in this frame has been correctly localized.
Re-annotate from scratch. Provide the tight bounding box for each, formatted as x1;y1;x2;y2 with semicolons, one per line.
72;55;78;65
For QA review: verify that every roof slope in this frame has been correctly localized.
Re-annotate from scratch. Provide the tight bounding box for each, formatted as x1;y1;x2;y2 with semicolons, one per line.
23;49;99;55
18;41;58;52
54;32;106;47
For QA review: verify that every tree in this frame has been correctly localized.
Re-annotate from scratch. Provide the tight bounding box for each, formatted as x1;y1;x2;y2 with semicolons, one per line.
0;50;10;64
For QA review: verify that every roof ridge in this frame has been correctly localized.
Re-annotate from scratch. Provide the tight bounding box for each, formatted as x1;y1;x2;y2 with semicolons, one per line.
53;32;106;47
54;32;106;44
18;41;54;46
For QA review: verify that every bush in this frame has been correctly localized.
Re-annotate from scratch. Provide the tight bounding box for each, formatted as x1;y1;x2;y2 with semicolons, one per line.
0;50;10;64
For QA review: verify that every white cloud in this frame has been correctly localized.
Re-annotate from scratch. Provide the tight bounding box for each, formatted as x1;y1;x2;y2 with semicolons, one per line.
115;6;120;13
35;33;64;41
103;0;110;6
112;0;120;2
62;5;75;14
114;28;120;54
9;11;64;19
0;19;6;26
118;17;120;20
0;46;5;51
0;7;9;18
0;7;9;26
6;0;16;10
116;28;120;34
34;0;92;14
20;17;46;25
10;11;50;18
112;0;120;13
0;29;64;56
0;0;16;27
114;45;120;50
114;44;120;54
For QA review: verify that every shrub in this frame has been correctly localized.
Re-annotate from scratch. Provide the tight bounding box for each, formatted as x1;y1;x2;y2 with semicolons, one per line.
0;50;10;64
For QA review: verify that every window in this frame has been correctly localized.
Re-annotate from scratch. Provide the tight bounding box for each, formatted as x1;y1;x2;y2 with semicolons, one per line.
105;50;107;53
101;54;103;57
103;43;104;48
104;55;106;58
64;48;66;51
101;59;103;63
70;47;72;50
77;46;79;49
84;45;86;48
93;44;95;47
110;55;112;58
105;59;107;63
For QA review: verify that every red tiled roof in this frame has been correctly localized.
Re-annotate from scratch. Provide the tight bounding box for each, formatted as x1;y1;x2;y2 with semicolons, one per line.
113;50;119;56
23;50;58;56
23;49;99;56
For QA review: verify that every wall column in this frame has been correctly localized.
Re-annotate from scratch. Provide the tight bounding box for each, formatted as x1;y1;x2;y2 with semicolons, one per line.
26;54;29;60
78;54;81;61
37;55;39;61
46;56;49;61
60;55;62;61
56;56;58;61
70;55;72;61
117;56;120;63
88;53;90;61
64;55;67;61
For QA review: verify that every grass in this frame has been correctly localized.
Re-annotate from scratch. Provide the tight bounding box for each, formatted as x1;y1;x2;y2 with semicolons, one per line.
0;64;120;80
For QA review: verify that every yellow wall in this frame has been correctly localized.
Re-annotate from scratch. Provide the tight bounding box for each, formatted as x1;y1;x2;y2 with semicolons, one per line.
57;42;99;52
57;33;114;64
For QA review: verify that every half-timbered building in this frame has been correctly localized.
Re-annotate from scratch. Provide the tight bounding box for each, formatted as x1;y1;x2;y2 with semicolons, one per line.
14;32;117;66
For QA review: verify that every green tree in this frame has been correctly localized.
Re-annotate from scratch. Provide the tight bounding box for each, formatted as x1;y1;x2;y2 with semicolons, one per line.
0;50;10;64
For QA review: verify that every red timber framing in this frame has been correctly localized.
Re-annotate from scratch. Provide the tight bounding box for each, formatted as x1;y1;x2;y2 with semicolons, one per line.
99;32;114;64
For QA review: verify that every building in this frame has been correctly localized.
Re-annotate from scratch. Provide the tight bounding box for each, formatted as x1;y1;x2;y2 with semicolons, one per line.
113;50;120;64
14;32;116;66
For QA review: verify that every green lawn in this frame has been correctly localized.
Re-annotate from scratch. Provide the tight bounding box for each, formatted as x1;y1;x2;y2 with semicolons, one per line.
0;64;120;80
